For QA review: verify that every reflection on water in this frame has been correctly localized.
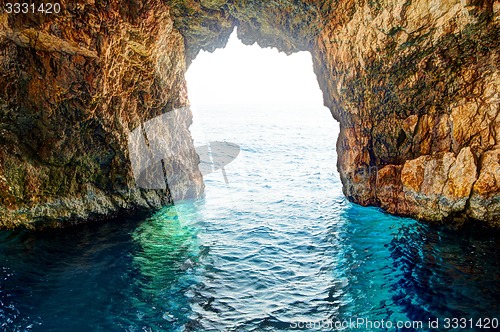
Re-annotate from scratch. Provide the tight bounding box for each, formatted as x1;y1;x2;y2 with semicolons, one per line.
0;104;499;331
389;223;500;325
131;204;201;330
1;201;497;331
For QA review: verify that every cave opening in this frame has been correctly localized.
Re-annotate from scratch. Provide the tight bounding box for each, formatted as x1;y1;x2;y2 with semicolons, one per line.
186;30;326;108
185;30;340;193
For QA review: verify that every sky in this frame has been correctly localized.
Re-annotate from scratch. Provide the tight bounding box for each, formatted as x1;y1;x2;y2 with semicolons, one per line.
185;29;325;107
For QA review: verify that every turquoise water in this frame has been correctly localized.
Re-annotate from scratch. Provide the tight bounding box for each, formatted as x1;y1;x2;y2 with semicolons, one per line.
0;105;498;331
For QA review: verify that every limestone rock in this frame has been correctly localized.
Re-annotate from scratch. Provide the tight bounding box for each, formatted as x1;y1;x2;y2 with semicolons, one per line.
468;148;500;227
200;0;228;10
313;0;499;226
0;1;204;228
400;148;478;224
0;0;498;228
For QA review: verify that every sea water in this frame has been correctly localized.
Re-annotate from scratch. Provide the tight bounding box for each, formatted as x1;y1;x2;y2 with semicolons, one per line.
0;104;498;331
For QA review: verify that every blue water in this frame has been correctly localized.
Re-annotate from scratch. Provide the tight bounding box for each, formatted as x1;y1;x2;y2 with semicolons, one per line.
0;105;498;331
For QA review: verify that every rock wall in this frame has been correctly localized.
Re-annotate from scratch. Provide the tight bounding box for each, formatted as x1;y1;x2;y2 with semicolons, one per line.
0;0;203;228
313;0;499;227
0;0;498;228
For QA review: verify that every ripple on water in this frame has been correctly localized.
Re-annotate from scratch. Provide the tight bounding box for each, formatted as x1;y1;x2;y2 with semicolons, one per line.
0;105;499;331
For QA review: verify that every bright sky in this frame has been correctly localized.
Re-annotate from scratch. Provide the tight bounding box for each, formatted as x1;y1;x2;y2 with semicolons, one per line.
185;29;324;106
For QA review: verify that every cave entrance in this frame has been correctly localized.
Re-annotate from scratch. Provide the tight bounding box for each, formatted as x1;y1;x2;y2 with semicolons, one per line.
185;29;340;195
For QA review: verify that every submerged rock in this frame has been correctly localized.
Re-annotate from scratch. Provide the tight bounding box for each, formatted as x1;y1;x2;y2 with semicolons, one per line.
0;0;498;228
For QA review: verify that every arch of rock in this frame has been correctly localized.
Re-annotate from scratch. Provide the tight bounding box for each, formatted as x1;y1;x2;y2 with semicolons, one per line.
0;0;498;228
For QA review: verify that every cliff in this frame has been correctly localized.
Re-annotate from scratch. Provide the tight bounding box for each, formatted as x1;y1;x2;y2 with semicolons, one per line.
0;0;498;228
0;0;204;228
315;0;499;228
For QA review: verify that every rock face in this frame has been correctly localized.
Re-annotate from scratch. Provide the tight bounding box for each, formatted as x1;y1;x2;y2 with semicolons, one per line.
314;0;499;228
0;1;204;228
0;0;498;228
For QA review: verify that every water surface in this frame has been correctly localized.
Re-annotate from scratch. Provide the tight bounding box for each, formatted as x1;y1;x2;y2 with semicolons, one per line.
0;105;498;331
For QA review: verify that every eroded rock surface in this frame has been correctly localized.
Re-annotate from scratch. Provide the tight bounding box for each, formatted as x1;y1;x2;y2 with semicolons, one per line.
314;0;499;227
0;1;203;228
0;0;498;228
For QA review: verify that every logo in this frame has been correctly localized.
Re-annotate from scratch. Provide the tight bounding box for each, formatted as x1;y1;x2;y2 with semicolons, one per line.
128;107;240;201
196;141;240;184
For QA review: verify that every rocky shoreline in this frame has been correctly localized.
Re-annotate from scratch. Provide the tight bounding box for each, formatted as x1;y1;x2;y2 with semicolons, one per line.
0;0;498;228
